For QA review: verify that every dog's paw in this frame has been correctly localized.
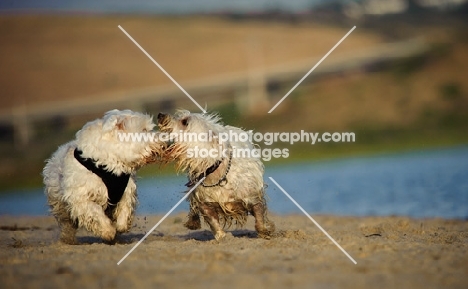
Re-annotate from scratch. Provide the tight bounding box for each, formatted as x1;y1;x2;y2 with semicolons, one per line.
59;235;78;245
257;226;275;240
214;230;226;241
58;224;78;244
115;220;130;233
257;231;272;240
266;220;276;234
184;217;201;230
100;226;117;242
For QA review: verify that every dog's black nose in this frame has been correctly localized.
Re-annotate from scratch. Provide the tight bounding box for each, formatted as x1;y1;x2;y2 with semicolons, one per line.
157;113;166;120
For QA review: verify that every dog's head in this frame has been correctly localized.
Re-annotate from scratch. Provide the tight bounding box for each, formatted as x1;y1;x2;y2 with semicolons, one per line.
76;109;164;174
157;110;221;134
157;110;227;174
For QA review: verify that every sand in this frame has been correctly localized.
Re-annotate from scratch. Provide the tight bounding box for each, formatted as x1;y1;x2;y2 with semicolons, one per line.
0;213;467;289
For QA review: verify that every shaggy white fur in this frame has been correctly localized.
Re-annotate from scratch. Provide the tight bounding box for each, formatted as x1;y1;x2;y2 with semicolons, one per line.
157;109;274;241
43;109;162;244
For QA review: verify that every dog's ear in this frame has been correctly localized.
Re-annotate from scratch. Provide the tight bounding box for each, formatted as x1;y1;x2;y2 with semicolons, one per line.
102;115;126;132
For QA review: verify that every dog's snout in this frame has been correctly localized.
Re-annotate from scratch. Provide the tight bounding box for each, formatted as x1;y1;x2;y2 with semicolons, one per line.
157;113;168;124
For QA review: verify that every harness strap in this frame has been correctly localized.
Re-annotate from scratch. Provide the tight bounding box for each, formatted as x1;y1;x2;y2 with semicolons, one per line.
74;148;130;208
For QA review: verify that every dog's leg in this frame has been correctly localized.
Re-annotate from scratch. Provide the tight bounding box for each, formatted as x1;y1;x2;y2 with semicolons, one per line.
114;204;133;233
72;201;116;242
114;182;137;233
47;190;78;244
55;206;78;245
184;200;201;230
199;203;226;241
184;209;201;230
251;202;275;239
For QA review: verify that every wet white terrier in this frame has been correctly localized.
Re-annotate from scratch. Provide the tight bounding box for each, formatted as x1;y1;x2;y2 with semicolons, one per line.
157;109;275;240
43;109;163;244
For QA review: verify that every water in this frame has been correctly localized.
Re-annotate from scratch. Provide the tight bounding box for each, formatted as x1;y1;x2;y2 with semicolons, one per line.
1;146;467;219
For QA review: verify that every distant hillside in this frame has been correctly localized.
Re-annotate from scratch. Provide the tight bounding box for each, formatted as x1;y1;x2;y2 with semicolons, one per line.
0;15;381;112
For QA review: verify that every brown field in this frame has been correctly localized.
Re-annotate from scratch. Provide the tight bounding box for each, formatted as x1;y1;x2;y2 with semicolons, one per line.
0;15;382;110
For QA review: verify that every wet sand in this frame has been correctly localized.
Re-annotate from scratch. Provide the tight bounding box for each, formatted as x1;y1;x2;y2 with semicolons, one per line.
1;213;467;289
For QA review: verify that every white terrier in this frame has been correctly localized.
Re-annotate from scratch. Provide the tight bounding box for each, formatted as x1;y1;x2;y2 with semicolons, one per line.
157;109;275;240
43;109;163;244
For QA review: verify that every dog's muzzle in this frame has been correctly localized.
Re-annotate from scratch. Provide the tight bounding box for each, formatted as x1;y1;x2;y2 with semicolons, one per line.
157;113;169;125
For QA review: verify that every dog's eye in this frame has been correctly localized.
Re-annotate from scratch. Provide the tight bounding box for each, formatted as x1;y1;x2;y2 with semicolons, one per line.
181;118;189;127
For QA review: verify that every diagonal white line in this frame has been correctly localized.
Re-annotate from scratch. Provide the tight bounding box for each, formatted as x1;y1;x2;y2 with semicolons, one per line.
268;26;356;114
117;177;205;265
269;177;357;264
118;25;206;114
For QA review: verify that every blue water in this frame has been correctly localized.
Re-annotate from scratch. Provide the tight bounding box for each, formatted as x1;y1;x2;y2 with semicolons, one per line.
1;146;467;219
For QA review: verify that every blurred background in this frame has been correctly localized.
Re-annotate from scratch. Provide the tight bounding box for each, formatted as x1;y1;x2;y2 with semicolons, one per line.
0;0;467;218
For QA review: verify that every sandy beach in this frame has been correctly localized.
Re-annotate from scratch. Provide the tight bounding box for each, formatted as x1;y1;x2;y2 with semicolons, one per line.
1;213;466;289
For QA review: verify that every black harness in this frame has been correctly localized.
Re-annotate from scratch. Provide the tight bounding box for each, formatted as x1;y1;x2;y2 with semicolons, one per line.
74;148;130;208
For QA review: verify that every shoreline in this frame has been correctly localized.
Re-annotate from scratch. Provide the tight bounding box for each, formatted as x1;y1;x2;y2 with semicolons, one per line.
1;213;467;288
2;142;468;193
